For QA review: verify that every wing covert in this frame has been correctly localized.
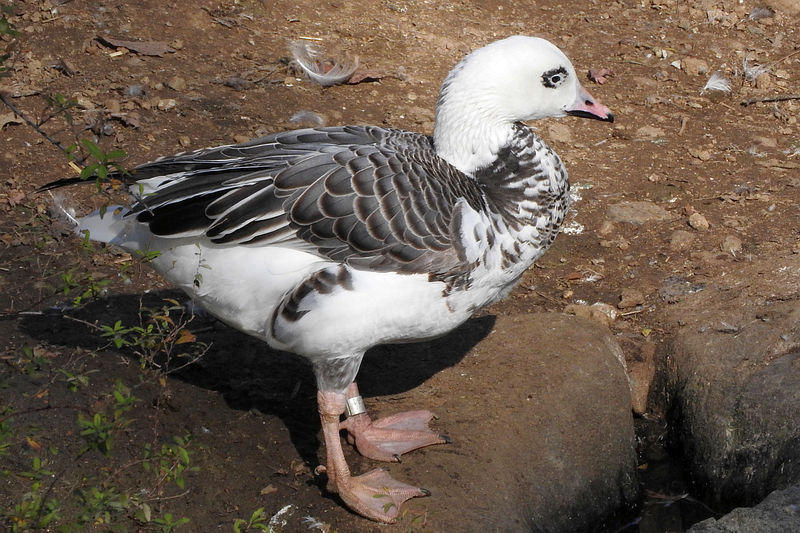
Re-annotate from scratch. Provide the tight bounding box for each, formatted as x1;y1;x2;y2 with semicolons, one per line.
126;126;481;275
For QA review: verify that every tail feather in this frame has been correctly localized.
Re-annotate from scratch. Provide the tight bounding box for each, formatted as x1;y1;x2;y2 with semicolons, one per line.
77;206;148;248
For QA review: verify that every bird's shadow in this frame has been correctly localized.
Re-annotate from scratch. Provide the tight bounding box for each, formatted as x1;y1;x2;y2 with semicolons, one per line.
21;290;494;467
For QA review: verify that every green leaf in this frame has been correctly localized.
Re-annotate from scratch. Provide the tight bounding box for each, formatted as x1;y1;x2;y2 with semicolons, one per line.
81;139;105;160
80;164;97;179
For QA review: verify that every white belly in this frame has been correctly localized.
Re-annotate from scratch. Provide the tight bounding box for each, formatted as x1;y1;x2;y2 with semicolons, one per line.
78;207;523;363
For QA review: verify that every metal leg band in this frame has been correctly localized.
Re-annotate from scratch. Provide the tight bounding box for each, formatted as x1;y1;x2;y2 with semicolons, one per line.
345;395;367;417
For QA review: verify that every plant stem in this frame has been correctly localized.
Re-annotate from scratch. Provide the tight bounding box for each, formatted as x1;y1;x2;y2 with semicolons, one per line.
0;91;70;154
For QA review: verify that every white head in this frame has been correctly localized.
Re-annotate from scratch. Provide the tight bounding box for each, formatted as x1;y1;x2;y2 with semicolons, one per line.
433;36;613;174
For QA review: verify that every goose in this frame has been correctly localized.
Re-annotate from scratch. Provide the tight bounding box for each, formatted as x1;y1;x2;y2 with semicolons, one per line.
43;35;613;523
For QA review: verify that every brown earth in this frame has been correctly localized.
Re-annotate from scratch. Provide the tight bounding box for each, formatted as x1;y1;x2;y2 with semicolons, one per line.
1;0;799;531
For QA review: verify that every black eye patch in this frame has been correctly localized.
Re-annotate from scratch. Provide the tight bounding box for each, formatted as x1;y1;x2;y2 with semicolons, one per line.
542;66;568;88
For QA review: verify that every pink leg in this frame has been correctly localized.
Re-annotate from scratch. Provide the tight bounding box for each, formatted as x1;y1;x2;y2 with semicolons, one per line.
339;383;450;462
317;390;429;523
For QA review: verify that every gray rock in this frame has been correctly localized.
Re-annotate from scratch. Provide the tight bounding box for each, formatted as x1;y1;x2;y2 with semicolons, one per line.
682;57;710;76
547;122;573;144
607;201;672;225
669;229;696;251
380;313;640;531
667;257;800;507
688;484;800;532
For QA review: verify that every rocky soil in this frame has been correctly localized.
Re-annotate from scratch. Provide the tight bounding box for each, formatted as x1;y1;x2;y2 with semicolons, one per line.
1;0;799;531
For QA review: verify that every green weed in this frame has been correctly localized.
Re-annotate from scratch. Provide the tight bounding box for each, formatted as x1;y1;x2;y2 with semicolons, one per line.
15;345;51;376
143;434;196;491
75;485;130;526
58;268;111;307
96;299;208;374
0;4;18;80
59;366;98;392
233;507;273;532
77;380;136;456
66;138;128;190
152;513;191;532
0;415;14;458
42;92;78;127
3;458;62;532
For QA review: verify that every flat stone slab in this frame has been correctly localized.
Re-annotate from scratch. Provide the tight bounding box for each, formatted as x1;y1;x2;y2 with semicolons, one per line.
359;313;640;531
688;484;800;532
606;201;673;224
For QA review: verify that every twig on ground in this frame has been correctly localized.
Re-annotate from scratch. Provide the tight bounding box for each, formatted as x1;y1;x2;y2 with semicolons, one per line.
765;48;800;67
741;94;800;106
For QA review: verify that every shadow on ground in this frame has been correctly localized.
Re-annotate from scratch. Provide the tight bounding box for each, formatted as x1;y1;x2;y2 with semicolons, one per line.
20;291;495;468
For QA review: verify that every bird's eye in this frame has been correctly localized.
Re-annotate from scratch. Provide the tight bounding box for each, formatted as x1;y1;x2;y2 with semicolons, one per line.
542;67;568;89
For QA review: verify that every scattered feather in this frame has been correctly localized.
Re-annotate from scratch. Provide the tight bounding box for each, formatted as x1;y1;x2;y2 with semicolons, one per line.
746;145;765;157
302;516;326;530
125;84;146;97
267;504;296;528
749;7;774;20
288;40;359;86
48;191;79;226
289;110;326;127
701;72;731;94
562;220;584;235
742;57;769;82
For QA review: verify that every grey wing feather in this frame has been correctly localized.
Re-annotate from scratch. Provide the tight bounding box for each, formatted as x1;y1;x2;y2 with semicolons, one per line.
126;126;482;275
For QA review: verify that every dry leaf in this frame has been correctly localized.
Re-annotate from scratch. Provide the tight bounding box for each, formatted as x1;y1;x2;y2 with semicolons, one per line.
176;329;197;344
347;69;388;84
588;68;614;84
97;36;176;57
260;484;278;495
7;189;25;206
0;112;22;129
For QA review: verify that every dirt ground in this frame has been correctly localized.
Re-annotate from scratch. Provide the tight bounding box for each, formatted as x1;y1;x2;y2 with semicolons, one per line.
1;0;799;531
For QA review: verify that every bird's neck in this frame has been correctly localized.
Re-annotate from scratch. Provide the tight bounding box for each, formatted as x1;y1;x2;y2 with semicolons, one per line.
475;123;569;233
433;92;516;176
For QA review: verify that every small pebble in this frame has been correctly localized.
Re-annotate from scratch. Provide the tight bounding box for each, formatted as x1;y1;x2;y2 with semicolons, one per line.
157;98;177;111
669;229;696;251
720;235;742;255
104;99;121;113
682;56;709;76
755;72;771;90
547;122;573;144
167;76;187;91
635;125;664;140
564;302;617;327
689;147;711;161
688;212;710;231
618;288;645;309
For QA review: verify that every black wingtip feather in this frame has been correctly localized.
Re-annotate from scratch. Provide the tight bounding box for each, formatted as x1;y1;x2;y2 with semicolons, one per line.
37;176;93;192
